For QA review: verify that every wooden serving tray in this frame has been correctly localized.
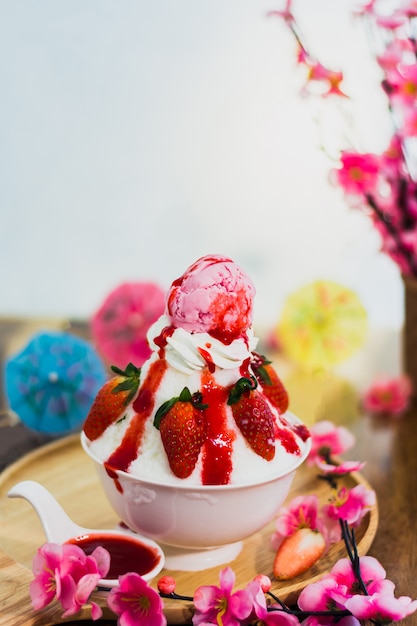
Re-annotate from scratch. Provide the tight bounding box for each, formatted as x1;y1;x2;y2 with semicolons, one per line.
0;434;378;625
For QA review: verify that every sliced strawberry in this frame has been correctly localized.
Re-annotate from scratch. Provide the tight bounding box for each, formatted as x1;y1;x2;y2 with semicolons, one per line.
83;363;140;441
154;387;207;479
251;353;289;414
227;377;275;461
273;528;326;580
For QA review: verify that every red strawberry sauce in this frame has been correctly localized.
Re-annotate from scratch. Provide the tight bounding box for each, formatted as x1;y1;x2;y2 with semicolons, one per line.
104;359;167;490
66;533;160;579
274;426;300;455
200;371;235;485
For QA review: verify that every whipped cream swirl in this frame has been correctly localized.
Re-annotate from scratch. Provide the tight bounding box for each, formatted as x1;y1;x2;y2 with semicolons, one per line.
147;315;258;374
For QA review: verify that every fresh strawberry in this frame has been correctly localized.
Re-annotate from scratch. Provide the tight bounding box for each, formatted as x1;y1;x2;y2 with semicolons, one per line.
227;377;275;461
273;528;326;580
83;363;140;441
154;387;207;479
251;353;289;414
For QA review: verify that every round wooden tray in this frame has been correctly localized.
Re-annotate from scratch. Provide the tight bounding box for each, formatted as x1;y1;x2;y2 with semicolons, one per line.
0;433;378;625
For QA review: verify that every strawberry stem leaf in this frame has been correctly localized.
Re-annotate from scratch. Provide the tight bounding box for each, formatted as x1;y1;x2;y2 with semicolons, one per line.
154;387;208;429
254;364;272;386
110;363;140;377
178;387;193;403
227;376;258;405
110;362;141;405
251;353;273;386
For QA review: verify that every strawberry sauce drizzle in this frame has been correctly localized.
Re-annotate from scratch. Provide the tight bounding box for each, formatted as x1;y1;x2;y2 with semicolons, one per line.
104;359;167;490
274;425;301;455
279;415;311;444
200;371;235;485
153;326;175;358
198;347;215;373
293;423;310;442
239;357;251;378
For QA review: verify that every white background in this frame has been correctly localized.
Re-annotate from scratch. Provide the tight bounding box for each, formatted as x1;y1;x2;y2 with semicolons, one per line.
0;0;404;333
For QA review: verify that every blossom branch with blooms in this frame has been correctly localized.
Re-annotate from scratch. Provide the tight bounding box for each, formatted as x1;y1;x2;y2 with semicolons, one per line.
362;373;413;416
269;0;417;279
29;420;416;625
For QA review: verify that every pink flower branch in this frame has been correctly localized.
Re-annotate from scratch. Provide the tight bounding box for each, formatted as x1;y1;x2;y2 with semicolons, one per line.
270;0;417;278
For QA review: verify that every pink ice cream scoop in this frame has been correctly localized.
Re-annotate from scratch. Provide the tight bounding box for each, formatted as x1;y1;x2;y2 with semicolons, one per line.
166;254;255;342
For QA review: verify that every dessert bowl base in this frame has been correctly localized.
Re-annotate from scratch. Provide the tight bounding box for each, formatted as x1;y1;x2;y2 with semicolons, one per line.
161;540;243;571
115;521;243;571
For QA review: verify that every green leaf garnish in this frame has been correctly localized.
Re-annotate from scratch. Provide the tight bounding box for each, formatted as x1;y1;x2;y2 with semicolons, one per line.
153;387;208;429
227;376;258;405
110;362;141;405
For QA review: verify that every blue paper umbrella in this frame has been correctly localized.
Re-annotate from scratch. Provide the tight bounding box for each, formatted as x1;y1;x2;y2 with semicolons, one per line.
5;330;107;434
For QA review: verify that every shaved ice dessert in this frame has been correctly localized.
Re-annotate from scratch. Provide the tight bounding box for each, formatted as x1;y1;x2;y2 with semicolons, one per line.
83;254;310;486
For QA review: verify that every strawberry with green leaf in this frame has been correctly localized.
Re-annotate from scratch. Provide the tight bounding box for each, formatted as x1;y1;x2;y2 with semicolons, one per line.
227;376;275;461
83;363;141;441
251;352;289;414
154;387;208;479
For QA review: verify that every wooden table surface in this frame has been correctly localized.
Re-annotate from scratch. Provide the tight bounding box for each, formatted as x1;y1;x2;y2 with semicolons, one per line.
1;317;416;626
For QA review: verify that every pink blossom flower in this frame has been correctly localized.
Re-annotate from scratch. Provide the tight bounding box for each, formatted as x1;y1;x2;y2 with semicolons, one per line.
192;567;253;626
332;151;380;196
400;0;417;18
353;0;377;17
379;134;405;177
345;589;417;621
308;420;355;465
315;459;365;476
389;64;417;106
267;0;294;23
299;555;415;622
401;105;417;137
107;572;166;626
30;542;64;610
271;494;340;550
274;494;321;539
250;582;299;625
377;42;404;72
30;542;109;620
298;556;386;614
323;484;376;526
375;12;407;29
362;375;413;416
304;62;347;97
326;556;417;623
331;555;387;593
298;575;344;614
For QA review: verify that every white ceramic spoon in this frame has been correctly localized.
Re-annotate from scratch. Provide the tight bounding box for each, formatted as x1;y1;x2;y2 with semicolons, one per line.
8;480;165;587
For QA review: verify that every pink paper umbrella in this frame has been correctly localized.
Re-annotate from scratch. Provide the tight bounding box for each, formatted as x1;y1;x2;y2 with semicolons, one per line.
91;282;165;369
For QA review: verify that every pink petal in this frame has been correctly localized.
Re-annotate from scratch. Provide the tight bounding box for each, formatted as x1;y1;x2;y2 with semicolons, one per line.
29;578;55;610
90;546;111;578
219;566;235;594
75;573;100;604
58;573;78;610
90;601;103;621
229;589;253;620
193;585;219;612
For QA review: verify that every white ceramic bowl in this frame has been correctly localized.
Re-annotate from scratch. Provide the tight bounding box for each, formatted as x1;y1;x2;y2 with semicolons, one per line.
81;432;310;570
